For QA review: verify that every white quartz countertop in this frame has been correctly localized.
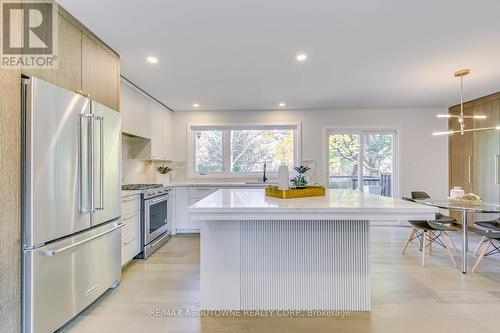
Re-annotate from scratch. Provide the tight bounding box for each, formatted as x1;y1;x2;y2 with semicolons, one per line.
188;189;438;221
170;182;275;187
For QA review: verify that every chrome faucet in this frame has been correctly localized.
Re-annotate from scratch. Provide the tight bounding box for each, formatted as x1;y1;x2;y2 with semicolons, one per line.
262;162;268;183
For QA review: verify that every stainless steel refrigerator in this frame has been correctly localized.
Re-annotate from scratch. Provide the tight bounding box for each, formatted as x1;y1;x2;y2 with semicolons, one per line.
22;76;123;333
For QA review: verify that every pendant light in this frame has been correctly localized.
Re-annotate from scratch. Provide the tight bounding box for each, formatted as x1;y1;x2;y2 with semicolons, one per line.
433;69;494;136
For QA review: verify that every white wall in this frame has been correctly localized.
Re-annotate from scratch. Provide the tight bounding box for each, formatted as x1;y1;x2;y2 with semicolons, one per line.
170;108;449;198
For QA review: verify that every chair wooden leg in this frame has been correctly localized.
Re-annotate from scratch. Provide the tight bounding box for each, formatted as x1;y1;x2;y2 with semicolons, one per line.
473;236;487;256
428;231;433;255
440;232;457;268
421;230;427;266
446;232;457;252
402;228;416;255
472;240;492;273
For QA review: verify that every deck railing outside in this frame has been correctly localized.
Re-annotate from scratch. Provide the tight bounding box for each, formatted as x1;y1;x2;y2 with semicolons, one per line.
328;173;392;197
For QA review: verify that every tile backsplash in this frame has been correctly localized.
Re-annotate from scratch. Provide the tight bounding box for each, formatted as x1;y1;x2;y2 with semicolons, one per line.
122;134;318;185
122;135;156;184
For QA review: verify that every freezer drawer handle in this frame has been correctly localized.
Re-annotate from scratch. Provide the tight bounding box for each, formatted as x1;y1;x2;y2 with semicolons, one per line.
85;284;98;297
42;223;124;256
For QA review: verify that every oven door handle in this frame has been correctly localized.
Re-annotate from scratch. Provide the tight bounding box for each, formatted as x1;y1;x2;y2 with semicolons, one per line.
146;196;169;206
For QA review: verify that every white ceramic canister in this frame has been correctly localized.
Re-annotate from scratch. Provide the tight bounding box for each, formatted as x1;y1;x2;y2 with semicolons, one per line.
278;165;290;190
450;186;465;199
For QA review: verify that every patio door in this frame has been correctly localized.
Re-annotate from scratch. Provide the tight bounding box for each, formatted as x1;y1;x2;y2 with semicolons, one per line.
326;129;397;197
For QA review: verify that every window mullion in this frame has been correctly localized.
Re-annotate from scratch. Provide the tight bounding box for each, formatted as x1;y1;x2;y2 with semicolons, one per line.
223;130;231;174
358;132;364;193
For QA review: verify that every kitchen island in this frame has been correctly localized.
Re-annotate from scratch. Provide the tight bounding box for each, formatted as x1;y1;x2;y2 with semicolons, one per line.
189;189;437;312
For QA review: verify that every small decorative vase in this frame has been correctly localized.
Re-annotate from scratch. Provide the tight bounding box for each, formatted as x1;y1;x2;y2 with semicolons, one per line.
157;173;171;185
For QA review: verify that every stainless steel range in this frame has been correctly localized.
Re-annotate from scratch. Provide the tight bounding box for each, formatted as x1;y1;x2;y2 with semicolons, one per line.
122;184;172;258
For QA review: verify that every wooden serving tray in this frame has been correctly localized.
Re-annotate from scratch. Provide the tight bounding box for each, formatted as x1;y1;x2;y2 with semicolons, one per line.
265;186;326;199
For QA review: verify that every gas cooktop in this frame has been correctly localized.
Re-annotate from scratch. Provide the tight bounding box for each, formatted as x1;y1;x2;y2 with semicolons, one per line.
122;184;164;190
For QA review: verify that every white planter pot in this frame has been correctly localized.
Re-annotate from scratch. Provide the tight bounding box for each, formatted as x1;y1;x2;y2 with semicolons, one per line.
156;173;171;185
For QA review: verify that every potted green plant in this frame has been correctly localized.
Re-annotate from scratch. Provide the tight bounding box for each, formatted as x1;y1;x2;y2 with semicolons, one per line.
291;165;311;188
156;165;173;185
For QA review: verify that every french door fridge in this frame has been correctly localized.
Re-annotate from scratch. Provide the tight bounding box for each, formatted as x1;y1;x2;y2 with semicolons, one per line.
22;76;123;333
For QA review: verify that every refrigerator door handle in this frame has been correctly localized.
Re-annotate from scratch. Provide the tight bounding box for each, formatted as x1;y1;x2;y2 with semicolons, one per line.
79;113;93;214
95;116;105;211
495;155;500;185
89;113;95;213
42;223;123;256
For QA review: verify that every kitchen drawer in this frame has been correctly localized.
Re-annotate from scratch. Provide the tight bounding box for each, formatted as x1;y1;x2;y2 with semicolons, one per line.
189;187;217;199
121;232;140;266
23;222;122;333
121;211;140;239
122;195;140;214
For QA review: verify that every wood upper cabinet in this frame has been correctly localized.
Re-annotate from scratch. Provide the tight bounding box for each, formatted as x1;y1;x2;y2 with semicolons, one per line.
449;105;474;193
472;99;500;202
449;92;500;203
82;34;120;111
21;12;82;92
21;8;120;112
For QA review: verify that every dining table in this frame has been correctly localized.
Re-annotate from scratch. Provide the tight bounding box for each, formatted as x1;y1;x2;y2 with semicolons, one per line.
417;199;500;274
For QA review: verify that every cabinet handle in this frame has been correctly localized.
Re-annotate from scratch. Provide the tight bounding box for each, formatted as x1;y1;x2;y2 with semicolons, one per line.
76;90;91;98
495;155;500;185
468;155;471;184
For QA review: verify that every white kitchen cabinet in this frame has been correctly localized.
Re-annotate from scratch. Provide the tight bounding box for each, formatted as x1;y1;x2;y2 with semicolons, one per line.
173;185;269;233
120;81;151;139
150;101;172;160
150;102;164;160
174;187;191;232
163;106;173;160
173;186;223;232
128;100;173;161
121;193;141;266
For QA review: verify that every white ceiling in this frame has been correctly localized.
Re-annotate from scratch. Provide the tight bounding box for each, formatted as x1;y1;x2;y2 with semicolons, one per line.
58;0;500;111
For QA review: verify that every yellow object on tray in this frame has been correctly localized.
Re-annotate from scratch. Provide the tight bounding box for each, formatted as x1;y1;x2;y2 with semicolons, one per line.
265;186;326;199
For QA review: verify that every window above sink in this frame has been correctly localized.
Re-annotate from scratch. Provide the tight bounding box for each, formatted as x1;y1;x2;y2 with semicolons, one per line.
187;123;301;178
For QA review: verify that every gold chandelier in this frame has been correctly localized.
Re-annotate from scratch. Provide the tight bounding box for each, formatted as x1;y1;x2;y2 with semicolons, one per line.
432;69;496;136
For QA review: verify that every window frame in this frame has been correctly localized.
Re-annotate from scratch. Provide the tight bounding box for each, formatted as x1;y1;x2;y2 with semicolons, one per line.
323;127;400;198
187;122;302;179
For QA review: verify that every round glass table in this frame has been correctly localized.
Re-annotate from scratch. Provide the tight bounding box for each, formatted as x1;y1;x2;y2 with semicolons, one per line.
416;199;500;274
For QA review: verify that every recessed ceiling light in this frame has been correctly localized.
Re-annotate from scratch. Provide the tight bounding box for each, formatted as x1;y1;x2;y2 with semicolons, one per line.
279;102;286;107
192;103;200;108
296;53;307;62
147;56;158;64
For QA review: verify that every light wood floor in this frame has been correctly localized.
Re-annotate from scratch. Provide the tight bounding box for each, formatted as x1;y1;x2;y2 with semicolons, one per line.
61;227;500;333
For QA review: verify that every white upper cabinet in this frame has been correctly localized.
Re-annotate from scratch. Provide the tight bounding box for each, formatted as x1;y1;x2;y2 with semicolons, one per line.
163;105;173;160
121;79;173;161
120;81;151;139
150;102;172;160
